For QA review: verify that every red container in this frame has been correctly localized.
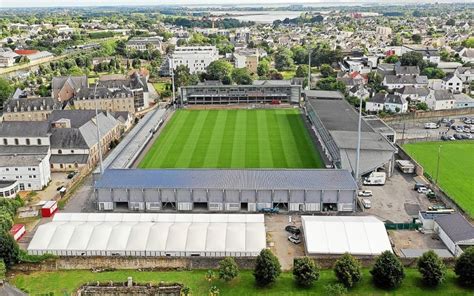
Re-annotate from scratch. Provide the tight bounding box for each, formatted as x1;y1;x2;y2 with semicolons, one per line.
10;224;26;241
41;200;58;217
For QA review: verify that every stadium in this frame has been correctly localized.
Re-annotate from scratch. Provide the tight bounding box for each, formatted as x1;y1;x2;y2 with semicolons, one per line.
93;86;394;213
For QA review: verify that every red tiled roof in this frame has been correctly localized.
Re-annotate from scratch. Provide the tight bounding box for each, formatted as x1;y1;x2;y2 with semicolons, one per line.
14;49;39;55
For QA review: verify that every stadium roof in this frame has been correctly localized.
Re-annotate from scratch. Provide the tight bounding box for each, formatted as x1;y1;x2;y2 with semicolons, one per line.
94;169;358;191
302;215;392;256
28;213;266;257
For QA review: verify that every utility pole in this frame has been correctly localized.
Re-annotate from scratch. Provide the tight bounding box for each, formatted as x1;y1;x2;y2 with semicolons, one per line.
354;95;363;184
435;145;442;184
93;81;104;175
169;57;177;107
307;48;312;90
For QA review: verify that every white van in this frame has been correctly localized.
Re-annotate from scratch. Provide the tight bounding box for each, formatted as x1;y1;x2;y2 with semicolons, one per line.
424;122;439;129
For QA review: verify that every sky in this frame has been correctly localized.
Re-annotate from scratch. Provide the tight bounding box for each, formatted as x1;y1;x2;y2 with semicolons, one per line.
0;0;469;8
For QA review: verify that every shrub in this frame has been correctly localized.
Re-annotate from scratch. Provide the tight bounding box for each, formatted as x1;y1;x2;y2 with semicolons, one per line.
324;283;347;296
218;257;239;282
0;259;6;280
370;251;405;289
0;231;20;268
417;250;446;287
334;253;362;288
253;249;281;286
454;247;474;287
293;257;320;287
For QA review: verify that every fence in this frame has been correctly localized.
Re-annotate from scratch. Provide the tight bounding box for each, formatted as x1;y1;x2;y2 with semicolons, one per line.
385;222;422;230
383;107;474;123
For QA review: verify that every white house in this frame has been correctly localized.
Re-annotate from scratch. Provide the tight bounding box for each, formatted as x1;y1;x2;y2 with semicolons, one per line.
442;74;463;93
171;46;219;74
426;90;455;110
0;50;18;68
384;94;408;113
454;67;474;83
395;86;429;102
459;48;474;64
383;75;428;90
348;85;370;100
366;93;386;113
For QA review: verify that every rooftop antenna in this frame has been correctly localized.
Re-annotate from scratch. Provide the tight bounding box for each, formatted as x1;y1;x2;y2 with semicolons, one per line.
93;81;104;175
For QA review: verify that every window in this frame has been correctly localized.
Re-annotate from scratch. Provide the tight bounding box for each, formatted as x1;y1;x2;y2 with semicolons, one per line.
14;138;19;145
58;149;62;154
70;150;74;154
32;168;35;171
26;138;30;145
37;139;42;145
2;139;7;145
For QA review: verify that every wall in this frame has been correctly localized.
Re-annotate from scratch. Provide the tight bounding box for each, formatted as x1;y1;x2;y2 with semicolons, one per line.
11;256;257;272
383;107;474;123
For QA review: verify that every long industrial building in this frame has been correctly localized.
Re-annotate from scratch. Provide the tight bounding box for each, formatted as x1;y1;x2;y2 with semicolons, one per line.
27;213;266;257
180;80;301;105
304;90;397;177
94;169;358;212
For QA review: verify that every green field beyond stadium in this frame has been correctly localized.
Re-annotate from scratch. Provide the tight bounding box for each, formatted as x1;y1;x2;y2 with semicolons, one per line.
139;109;324;169
403;141;474;217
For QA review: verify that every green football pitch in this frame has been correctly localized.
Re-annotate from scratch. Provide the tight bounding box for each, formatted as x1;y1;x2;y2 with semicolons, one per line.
403;141;474;217
139;109;324;169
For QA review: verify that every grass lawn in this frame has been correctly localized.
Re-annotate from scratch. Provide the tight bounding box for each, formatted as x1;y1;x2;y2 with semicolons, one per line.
11;269;471;295
152;82;168;93
403;141;474;217
280;70;296;80
138;109;324;169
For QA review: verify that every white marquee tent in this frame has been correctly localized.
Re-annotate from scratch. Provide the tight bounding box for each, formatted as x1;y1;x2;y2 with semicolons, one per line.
302;216;392;256
28;213;266;257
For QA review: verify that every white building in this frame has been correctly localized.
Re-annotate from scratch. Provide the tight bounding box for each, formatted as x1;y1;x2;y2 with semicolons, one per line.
366;93;407;113
434;213;474;257
171;46;219;74
442;74;463;94
376;26;392;37
0;50;18;67
426;90;455;110
126;36;163;53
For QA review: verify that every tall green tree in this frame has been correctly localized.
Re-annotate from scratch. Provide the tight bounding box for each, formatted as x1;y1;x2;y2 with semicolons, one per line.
291;45;308;65
293;257;320;287
295;65;309;78
0;77;13;105
274;48;294;71
454;247;474;287
334;253;362;288
218;257;239;282
320;64;334;78
0;231;20;268
257;60;270;77
417;250;446;287
400;51;426;69
370;251;405;289
206;60;234;84
253;249;281;287
231;68;253;85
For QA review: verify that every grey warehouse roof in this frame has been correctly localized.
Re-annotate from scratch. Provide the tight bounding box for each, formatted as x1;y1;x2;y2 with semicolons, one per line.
435;213;474;243
95;169;358;191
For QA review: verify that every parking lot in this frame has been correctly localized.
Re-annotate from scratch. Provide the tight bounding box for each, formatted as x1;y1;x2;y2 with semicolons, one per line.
359;170;435;223
389;116;474;142
265;214;305;271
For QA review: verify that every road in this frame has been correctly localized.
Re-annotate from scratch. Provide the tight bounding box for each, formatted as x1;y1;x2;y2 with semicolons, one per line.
62;175;96;213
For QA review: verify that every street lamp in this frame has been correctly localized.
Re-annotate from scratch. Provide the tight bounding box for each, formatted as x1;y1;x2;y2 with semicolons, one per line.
307;48;312;90
169;57;177;107
354;95;363;184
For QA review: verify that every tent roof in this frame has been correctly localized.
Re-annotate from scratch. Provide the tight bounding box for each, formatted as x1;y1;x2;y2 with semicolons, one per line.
302;216;392;256
28;213;266;255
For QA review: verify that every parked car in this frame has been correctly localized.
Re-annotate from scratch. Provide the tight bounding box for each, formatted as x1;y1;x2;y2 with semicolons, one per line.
456;127;464;133
285;225;301;235
288;235;301;244
414;183;427;190
454;133;464;140
361;198;371;209
461;134;472;139
448;135;456;141
426;191;436;199
56;186;65;191
441;135;448;141
67;171;77;179
440;118;449;124
358;190;373;197
417;187;430;194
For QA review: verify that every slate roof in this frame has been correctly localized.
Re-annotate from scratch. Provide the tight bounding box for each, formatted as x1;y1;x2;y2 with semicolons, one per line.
3;97;63;113
52;76;87;92
0;146;49;166
432;90;455;101
50;154;89;164
385;94;406;105
95;169;358;191
97;73;148;92
0;121;50;137
303;90;345;100
384;75;428;85
367;93;386;104
395;65;420;76
435;213;474;243
48;110;98;128
396;86;430;97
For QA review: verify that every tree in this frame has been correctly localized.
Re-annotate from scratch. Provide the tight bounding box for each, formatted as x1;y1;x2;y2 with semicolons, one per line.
385;55;399;64
254;249;281;286
454;247;474;287
316;77;346;94
462;37;474;48
218;257;239;282
0;231;20;268
209;286;220;296
334;253;362;288
400;52;426;69
320;64;334;78
268;70;284;80
0;259;5;280
295;65;309;78
446;19;456;26
0;77;13;105
370;251;405;289
206;60;234;84
417;250;446;287
291;45;308;65
231;68;253;85
274;48;294;71
421;67;445;79
181;286;191;296
293;257;320;287
411;34;422;44
416;102;429;111
257;60;270;77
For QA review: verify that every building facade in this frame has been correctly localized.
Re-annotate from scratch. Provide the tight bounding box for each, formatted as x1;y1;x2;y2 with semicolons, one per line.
171;46;219;74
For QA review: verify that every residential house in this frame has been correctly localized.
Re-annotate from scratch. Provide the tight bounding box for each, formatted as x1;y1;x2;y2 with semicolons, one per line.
426;90;455;110
3;97;63;121
366;93;407;113
337;72;367;88
52;76;88;102
442;74;463;93
395;65;420;76
454;67;474;83
401;45;440;64
383;75;428;90
0;49;18;67
0;122;51;191
348;84;370;100
233;48;259;74
454;93;474;109
365;93;386;112
394;86;430;102
459;48;474;64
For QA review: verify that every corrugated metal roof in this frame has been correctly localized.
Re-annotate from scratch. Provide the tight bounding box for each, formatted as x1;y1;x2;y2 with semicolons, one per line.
435;213;474;243
95;169;357;191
